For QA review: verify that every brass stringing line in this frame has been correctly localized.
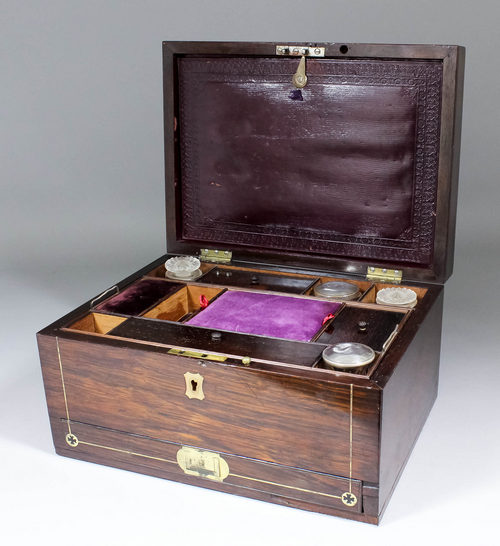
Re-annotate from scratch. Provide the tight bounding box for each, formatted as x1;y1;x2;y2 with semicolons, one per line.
78;441;177;465
229;473;342;500
349;383;354;493
56;337;72;435
75;440;346;501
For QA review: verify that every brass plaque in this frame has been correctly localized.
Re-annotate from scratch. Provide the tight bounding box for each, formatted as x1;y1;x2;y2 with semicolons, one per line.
177;447;230;482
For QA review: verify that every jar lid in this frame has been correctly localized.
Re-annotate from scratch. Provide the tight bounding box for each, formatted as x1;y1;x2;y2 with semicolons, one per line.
322;342;376;370
376;287;417;307
314;281;360;300
165;256;202;280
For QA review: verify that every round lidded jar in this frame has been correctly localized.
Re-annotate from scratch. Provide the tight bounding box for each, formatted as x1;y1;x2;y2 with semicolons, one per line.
322;342;376;370
165;256;203;281
376;287;417;308
314;281;360;301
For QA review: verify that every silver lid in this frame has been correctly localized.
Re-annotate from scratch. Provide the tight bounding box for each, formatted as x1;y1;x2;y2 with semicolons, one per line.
322;342;376;370
314;281;360;301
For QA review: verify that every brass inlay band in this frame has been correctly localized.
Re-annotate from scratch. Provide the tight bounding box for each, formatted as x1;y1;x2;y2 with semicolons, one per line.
79;441;177;465
229;472;342;500
56;337;72;436
349;383;353;492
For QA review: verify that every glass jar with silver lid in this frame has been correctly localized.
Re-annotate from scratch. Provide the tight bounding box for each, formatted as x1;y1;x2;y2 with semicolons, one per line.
314;280;360;301
322;342;376;370
165;256;203;281
376;287;417;308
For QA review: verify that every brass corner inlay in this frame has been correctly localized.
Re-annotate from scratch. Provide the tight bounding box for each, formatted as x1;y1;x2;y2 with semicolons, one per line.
184;372;205;400
65;433;79;447
341;491;357;507
177;447;229;482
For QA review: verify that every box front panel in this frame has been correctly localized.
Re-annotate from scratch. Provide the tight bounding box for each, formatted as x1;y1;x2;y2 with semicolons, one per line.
48;336;379;483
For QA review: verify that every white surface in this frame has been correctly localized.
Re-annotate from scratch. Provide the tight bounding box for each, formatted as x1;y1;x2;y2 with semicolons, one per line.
1;1;499;544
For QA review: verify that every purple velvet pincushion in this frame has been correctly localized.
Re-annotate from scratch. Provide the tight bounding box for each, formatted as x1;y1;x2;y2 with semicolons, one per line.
186;290;341;342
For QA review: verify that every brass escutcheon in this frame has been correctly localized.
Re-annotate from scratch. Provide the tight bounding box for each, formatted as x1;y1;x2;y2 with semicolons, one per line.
184;372;205;400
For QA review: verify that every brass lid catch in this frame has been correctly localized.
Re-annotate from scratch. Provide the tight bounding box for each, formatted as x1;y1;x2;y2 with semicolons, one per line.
276;45;324;90
293;55;307;88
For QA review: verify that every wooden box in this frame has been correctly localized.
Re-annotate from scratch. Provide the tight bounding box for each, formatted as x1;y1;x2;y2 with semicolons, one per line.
37;42;465;524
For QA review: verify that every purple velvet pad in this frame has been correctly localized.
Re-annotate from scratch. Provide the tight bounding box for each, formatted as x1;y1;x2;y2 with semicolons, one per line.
95;279;183;315
186;291;341;342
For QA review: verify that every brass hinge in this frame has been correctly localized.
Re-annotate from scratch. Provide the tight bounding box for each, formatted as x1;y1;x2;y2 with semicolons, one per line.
366;267;403;283
276;45;325;57
200;248;232;264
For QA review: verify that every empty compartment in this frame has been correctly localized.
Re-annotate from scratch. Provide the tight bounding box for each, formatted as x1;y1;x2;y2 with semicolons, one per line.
67;313;127;334
186;290;341;342
315;306;406;352
94;278;184;315
142;285;224;322
199;267;318;294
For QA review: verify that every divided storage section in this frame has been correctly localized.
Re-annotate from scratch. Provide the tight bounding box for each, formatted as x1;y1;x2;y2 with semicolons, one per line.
62;262;422;377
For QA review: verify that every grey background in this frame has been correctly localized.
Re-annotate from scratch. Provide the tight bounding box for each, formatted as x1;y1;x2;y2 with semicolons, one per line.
1;1;499;544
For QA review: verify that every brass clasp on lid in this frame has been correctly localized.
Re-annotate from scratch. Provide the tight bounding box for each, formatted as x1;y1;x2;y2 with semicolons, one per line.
276;45;325;89
293;55;308;88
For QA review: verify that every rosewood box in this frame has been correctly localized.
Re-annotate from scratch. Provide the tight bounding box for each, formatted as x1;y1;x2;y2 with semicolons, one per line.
37;41;465;524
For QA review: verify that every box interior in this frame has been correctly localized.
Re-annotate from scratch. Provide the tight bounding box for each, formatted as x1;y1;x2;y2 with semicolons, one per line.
63;260;426;377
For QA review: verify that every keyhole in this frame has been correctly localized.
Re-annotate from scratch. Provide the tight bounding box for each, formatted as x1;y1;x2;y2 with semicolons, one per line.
191;379;198;392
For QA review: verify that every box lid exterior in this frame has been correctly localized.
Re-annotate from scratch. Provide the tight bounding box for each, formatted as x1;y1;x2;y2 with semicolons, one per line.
163;42;464;283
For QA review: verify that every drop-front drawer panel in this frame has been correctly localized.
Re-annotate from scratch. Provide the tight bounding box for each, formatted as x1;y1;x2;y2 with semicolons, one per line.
52;337;380;482
53;418;363;514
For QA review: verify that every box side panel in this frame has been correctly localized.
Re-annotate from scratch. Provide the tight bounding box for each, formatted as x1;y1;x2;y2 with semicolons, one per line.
378;289;444;515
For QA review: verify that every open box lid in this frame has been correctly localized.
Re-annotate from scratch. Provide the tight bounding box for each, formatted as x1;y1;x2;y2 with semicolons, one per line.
163;42;464;284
